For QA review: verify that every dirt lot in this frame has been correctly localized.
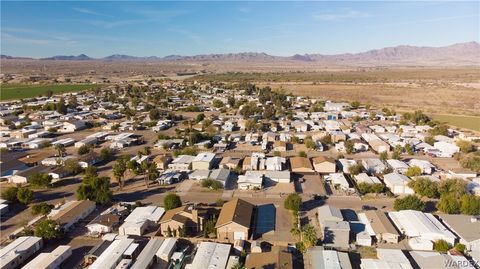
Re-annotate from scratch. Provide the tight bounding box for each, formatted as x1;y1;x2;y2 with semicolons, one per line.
257;205;295;245
260;81;480;116
300;173;328;196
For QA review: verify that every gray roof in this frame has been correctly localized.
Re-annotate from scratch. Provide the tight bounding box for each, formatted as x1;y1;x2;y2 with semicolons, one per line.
210;168;231;182
307;247;352;269
438;214;480;243
317;205;343;223
131;238;164;269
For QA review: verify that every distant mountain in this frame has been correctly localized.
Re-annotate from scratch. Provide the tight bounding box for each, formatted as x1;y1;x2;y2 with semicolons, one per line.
305;41;480;65
41;54;92;60
7;41;480;66
288;54;314;62
1;54;34;60
103;54;162;61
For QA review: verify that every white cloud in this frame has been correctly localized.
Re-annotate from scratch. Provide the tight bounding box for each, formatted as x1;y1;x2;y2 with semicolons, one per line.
313;9;370;21
73;7;110;17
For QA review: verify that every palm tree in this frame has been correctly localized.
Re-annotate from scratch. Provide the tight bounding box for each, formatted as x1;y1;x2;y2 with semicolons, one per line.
140;161;151;189
231;263;245;269
54;144;66;157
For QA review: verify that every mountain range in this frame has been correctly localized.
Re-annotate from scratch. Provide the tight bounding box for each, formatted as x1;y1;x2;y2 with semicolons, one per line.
2;41;479;66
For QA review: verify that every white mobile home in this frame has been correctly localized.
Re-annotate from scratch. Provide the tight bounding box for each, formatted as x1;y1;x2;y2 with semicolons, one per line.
383;172;414;195
22;245;72;269
0;236;43;269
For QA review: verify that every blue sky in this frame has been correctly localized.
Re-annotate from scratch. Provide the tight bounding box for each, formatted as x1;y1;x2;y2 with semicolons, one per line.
1;1;479;58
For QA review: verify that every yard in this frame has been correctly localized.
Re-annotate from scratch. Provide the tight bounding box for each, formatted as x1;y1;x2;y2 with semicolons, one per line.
0;84;104;100
431;114;480;132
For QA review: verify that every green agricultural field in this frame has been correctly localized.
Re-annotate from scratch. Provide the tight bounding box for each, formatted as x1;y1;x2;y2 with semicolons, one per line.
0;84;104;101
432;114;480;132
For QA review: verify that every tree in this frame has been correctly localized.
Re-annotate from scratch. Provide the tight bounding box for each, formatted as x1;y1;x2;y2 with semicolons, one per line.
178;226;186;237
408;178;439;198
357;182;372;195
320;135;332;145
17;187;33;205
460;194;480;215
83;166;98;182
406;166;422;177
405;144;414;155
284;193;302;212
454;243;466;253
345;140;354;154
350;101;360;108
28;173;52;188
100;147;115;161
143;146;151;155
64;159;83;175
1;186;18;202
68;95;78;108
201;179;223;190
437;193;460;214
425;136;435;146
231;262;245;269
438;178;467;198
298;151;307;158
76;176;112;205
31;202;54;215
305;138;316;150
379;151;388;161
35;219;61;240
164;193;182;210
54;144;66;157
456;140;474;153
391;145;402;160
433;239;450;253
212;99;224;108
203;218;216;238
371;183;385;193
429;125;449;136
348;164;362;176
140;161;158;188
113;158;127;189
77;145;91;155
302;224;318;248
56;98;67;114
394;195;425;211
149;109;161;120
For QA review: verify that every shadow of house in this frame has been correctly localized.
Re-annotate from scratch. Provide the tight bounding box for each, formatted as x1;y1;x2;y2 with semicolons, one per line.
341;209;358;221
254;204;276;239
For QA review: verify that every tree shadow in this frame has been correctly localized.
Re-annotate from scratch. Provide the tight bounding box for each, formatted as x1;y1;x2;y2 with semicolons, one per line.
34;191;73;203
301;198;325;211
113;186;175;202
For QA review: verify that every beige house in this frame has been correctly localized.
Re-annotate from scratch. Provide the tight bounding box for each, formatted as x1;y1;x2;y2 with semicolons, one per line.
219;156;241;169
330;132;347;143
153;154;173;170
191;153;215;170
369;139;391;153
273;141;287;152
157;205;210;237
290;157;314;173
363;210;399;244
312;156;336;174
215;198;254;242
245;247;293;269
242;156;252;170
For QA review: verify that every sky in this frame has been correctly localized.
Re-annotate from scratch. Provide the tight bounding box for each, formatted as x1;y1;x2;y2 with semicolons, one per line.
1;1;479;58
